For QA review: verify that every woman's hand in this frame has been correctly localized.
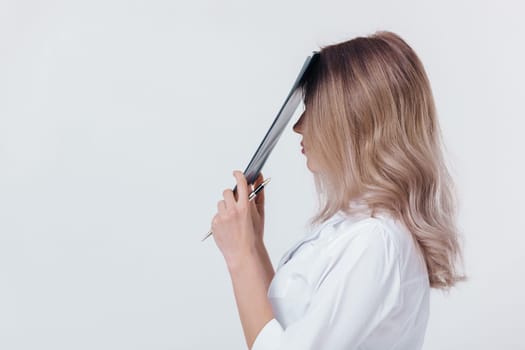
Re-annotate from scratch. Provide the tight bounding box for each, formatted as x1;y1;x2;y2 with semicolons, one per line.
211;170;266;269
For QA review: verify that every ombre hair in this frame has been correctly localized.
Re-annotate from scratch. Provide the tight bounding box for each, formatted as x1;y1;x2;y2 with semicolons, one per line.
300;31;467;290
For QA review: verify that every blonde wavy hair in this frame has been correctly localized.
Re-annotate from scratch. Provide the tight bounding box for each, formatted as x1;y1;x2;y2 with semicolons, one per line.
300;31;467;290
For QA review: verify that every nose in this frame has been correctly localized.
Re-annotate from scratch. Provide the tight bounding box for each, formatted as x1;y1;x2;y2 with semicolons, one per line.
293;112;305;134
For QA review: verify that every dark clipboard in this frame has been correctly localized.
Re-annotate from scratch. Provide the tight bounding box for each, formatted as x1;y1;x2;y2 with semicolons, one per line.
236;52;320;191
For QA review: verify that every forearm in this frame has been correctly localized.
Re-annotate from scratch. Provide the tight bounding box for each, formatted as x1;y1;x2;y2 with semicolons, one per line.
256;241;275;286
228;243;275;349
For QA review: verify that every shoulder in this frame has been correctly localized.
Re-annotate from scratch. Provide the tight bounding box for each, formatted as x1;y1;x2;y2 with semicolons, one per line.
330;212;401;259
312;213;403;296
332;211;429;283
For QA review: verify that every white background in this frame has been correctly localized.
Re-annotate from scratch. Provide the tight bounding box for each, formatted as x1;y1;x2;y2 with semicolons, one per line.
1;0;524;349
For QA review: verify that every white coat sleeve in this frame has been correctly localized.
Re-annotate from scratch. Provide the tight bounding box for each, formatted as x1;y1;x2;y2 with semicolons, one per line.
251;223;401;350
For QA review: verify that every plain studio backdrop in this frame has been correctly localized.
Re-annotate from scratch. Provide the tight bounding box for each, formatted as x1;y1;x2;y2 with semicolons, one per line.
1;1;524;349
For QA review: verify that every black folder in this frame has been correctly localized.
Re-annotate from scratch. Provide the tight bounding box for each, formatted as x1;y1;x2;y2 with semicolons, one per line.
239;52;319;188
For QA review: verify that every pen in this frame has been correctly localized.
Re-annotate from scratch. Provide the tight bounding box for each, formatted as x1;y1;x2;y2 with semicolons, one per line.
201;177;271;242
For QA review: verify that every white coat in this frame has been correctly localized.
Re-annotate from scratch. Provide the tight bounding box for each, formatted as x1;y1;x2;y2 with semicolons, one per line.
252;208;430;350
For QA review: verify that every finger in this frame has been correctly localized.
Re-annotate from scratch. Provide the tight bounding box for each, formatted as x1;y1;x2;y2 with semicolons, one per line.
217;199;227;213
254;184;265;212
253;172;264;187
253;173;265;203
233;170;249;207
211;214;219;229
223;189;235;209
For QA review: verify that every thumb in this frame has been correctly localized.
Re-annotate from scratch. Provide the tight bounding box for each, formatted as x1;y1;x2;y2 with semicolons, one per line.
253;173;265;212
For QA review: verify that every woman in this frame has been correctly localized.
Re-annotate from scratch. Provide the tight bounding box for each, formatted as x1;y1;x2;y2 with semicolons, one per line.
210;31;467;350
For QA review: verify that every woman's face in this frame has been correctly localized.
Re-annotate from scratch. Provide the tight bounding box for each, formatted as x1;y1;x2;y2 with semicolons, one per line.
293;112;319;173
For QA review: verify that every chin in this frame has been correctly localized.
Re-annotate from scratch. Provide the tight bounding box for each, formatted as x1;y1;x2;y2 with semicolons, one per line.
306;160;317;173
